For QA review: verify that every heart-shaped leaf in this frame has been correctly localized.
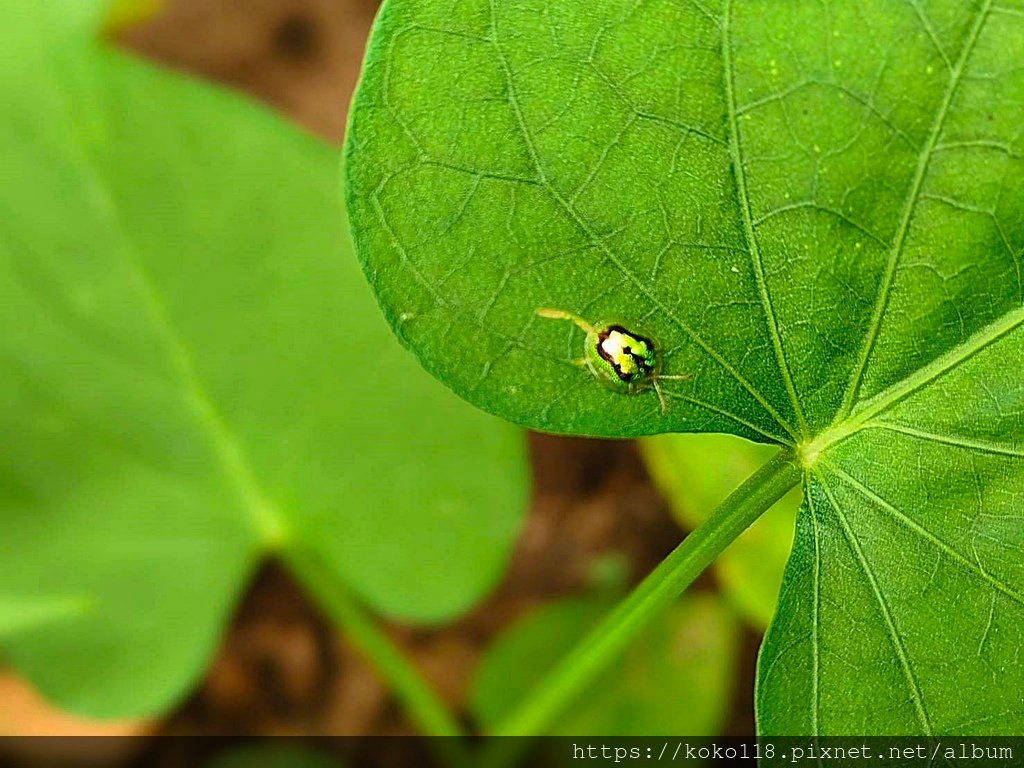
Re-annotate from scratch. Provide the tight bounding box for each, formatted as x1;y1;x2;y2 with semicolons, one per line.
346;0;1024;734
0;1;526;718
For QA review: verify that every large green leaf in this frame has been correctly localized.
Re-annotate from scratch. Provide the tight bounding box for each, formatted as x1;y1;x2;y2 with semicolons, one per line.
0;1;526;718
470;593;738;736
346;0;1024;735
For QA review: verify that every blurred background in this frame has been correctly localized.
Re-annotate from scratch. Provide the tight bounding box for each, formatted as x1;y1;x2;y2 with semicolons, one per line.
1;0;798;762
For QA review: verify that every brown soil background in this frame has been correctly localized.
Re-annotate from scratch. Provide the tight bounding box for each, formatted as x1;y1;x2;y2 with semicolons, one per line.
3;0;763;751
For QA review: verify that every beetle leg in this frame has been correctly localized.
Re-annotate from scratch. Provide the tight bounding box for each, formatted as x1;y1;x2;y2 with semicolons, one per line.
652;379;668;414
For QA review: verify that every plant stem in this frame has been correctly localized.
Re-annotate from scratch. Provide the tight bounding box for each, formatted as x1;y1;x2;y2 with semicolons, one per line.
491;449;803;736
281;546;465;738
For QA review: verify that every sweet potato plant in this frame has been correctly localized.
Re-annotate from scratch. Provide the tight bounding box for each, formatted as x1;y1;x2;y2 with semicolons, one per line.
1;0;1021;745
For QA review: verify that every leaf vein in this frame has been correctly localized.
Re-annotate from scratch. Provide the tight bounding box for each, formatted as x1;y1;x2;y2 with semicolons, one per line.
806;478;822;736
865;422;1024;458
722;0;807;437
846;302;1024;429
824;464;1024;610
836;0;995;421
815;470;934;735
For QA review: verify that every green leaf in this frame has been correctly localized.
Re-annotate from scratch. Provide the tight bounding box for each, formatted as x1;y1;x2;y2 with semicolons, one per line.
346;0;1024;735
0;1;526;718
641;434;797;628
470;593;738;736
0;596;91;639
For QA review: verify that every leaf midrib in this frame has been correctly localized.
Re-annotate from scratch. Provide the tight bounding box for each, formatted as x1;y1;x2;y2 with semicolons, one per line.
816;469;934;736
722;0;808;439
730;1;1008;454
108;203;288;547
55;48;288;549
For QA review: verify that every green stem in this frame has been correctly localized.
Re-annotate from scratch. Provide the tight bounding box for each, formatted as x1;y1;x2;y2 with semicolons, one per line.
491;449;803;736
280;546;465;738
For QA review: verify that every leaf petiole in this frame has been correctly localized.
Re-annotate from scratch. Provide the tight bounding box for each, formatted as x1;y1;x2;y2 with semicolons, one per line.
280;546;465;739
490;450;803;736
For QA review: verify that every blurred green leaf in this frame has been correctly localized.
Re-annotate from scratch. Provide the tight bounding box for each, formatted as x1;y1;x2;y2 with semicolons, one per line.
346;0;1024;735
210;745;342;768
641;434;797;628
0;596;91;639
470;593;739;736
0;0;526;718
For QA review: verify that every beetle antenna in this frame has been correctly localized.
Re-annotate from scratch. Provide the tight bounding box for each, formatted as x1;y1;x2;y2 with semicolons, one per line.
658;373;693;381
537;308;598;335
